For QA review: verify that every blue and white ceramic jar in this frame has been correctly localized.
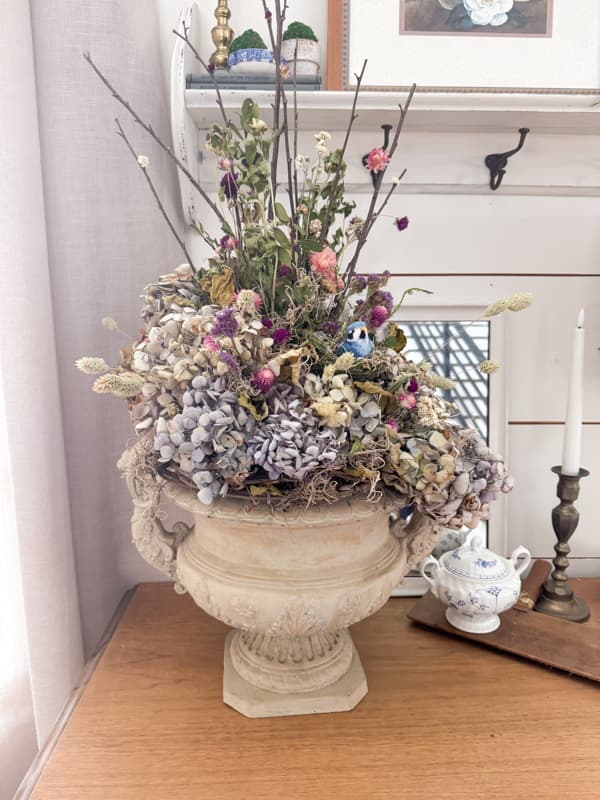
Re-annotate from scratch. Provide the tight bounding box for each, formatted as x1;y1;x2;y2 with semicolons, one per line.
420;530;531;634
228;48;285;78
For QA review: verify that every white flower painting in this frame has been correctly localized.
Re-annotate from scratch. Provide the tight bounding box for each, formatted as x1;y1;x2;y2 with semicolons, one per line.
401;0;552;36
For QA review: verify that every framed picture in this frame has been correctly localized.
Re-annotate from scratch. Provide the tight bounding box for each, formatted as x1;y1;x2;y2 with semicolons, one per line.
327;0;600;93
401;0;553;38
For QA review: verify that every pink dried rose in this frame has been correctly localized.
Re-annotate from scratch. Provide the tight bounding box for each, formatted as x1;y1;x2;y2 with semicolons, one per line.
385;418;399;432
217;157;234;171
252;367;275;393
366;148;390;174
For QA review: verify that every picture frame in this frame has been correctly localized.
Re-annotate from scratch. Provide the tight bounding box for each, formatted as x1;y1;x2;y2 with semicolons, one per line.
326;0;600;94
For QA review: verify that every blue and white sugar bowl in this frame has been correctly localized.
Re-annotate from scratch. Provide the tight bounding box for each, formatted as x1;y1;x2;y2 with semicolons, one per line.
420;530;531;634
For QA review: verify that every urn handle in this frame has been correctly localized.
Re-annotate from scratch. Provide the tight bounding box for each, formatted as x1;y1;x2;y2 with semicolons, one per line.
509;545;532;577
117;437;192;582
420;555;441;595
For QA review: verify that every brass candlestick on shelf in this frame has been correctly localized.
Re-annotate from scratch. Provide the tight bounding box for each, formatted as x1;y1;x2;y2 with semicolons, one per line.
210;0;234;69
534;466;590;623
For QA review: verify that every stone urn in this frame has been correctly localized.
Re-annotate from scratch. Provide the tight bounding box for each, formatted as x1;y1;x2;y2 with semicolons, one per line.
119;438;439;718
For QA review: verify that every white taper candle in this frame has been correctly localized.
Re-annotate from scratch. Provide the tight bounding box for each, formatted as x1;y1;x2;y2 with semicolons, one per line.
561;309;585;476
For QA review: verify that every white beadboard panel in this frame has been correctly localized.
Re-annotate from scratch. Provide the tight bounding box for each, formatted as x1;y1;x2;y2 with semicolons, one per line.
507;424;600;559
356;194;600;276
388;275;600;423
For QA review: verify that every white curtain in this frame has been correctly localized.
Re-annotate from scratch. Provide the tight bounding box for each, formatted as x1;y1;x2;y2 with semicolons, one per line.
1;0;182;796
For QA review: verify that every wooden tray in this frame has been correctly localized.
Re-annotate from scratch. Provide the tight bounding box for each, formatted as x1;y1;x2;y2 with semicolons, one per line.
407;561;600;682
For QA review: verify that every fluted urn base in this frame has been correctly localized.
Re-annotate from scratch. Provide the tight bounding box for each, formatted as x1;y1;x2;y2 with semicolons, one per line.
223;629;367;718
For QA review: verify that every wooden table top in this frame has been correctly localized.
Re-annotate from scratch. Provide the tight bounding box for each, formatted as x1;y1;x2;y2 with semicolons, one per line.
31;582;600;800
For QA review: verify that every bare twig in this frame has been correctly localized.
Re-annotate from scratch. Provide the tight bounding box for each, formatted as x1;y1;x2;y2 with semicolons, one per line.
115;118;196;269
261;0;288;213
319;60;368;246
344;84;416;283
83;51;226;226
172;24;229;128
292;42;299;207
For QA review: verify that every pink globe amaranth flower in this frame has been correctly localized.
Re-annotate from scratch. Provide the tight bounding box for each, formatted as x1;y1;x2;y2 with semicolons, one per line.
407;378;419;393
398;393;417;410
252;367;275;393
366;148;390;174
310;247;342;293
394;216;409;232
369;304;389;329
217;157;234;171
203;335;220;352
385;418;399;432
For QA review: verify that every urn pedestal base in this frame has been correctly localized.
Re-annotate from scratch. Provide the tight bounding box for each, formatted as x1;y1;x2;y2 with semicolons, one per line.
223;630;367;718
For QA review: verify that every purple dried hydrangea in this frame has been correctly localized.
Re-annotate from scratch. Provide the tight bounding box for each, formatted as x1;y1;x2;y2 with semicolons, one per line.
350;275;368;293
372;289;394;313
219;350;240;372
320;320;341;337
211;307;239;337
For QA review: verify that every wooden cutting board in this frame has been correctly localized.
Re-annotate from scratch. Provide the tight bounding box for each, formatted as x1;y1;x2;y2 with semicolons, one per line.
407;561;600;682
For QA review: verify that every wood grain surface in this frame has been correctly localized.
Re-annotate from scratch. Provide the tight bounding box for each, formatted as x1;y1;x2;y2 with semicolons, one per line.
31;582;600;800
408;577;600;682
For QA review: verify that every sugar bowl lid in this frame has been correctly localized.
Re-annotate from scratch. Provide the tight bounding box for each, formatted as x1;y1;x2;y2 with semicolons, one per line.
440;530;508;581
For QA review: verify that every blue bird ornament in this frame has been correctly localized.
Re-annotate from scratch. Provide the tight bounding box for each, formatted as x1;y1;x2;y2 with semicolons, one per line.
337;321;373;358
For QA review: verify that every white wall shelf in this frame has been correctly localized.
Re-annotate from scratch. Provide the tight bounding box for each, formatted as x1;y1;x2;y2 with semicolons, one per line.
185;89;600;135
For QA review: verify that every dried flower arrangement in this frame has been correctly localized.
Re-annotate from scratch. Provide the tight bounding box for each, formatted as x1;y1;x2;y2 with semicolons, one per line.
78;3;532;529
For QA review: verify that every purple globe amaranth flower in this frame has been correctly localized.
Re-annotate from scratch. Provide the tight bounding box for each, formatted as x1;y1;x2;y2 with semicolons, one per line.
273;327;291;346
261;316;274;329
369;304;389;329
252;367;275;393
220;172;239;200
264;8;272;20
211;307;239;337
407;378;419;393
219;350;240;372
372;289;394;313
321;320;341;336
394;216;409;232
350;275;368;293
367;274;381;286
220;234;238;251
277;263;292;279
381;270;391;283
207;62;216;75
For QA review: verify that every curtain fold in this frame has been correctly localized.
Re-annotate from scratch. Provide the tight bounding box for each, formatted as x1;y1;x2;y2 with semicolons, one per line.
1;0;182;795
1;2;84;797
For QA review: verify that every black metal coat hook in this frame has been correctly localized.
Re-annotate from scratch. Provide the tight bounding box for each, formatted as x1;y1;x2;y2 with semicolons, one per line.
485;127;530;191
363;124;393;188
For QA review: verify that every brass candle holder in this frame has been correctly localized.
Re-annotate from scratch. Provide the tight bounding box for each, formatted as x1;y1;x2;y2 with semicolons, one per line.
534;466;590;623
210;0;234;69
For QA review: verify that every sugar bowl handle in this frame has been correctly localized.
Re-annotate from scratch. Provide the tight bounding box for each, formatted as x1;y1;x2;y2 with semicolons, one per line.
420;555;441;595
510;545;531;577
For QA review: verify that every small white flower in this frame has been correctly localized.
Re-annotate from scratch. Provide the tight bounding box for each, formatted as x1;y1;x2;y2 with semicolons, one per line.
101;316;118;332
479;359;500;374
75;356;110;375
315;131;332;142
392;177;401;186
250;118;268;134
137;155;150;169
506;292;534;312
175;263;194;280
